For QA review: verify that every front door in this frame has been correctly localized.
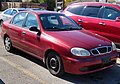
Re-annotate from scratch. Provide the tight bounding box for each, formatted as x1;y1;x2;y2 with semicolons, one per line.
77;6;102;33
21;13;42;58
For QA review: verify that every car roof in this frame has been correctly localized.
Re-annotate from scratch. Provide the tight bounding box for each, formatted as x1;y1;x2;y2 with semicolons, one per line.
69;2;120;9
71;2;113;6
7;8;44;11
23;10;63;15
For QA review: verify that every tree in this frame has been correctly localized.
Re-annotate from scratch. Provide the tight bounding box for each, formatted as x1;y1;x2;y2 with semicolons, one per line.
64;0;76;6
30;0;47;3
47;0;55;11
30;0;56;10
64;0;72;3
0;0;4;11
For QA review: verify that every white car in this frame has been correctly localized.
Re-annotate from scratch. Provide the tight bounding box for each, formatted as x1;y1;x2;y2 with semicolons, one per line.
0;8;43;25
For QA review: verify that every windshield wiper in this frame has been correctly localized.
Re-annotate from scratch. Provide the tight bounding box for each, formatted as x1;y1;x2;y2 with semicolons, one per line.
45;27;81;31
45;27;67;31
65;27;81;30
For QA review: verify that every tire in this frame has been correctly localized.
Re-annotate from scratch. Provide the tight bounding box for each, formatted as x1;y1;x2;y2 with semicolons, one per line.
46;52;64;76
4;36;13;52
0;20;3;26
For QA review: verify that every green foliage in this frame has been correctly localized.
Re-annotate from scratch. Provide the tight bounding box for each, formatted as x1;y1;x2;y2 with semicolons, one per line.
47;0;55;11
65;0;76;3
0;0;4;2
30;0;47;3
30;0;54;10
29;0;78;11
64;0;76;6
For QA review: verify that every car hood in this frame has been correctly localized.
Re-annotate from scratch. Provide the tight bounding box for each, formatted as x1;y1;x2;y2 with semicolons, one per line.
43;30;111;49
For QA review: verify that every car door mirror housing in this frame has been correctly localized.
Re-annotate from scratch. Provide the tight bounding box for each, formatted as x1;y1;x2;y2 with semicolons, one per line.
29;26;40;33
115;17;120;22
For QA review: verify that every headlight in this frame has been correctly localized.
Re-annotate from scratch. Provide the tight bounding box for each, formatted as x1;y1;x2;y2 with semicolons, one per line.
112;42;116;51
71;48;90;56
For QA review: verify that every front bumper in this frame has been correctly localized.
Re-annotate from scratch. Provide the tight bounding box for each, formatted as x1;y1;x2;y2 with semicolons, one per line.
62;52;119;74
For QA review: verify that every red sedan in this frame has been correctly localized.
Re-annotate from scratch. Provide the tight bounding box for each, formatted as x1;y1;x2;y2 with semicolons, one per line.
63;2;120;46
1;11;119;76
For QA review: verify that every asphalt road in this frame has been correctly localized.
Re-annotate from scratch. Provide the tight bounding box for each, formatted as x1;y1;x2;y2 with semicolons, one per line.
0;25;120;84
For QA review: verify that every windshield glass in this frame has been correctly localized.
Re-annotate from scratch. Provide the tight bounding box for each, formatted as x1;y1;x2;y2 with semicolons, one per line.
39;14;81;31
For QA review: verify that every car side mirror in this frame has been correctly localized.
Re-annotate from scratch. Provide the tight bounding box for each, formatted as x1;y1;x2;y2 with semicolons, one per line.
115;17;120;22
29;26;40;33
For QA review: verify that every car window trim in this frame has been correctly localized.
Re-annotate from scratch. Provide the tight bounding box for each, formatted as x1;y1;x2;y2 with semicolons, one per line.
67;5;103;19
67;5;85;15
81;6;102;18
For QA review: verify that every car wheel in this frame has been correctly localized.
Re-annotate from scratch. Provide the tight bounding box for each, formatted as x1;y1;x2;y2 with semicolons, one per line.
0;20;3;26
46;52;64;76
4;36;13;52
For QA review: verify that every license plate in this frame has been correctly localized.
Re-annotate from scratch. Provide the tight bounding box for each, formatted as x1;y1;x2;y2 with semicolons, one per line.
102;57;111;64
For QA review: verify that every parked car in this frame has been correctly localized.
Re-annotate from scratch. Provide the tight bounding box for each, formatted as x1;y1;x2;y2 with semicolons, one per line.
0;8;44;25
1;10;119;76
63;2;120;46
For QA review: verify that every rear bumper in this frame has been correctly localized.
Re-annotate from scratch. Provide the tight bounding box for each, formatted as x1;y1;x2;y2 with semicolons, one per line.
62;52;119;74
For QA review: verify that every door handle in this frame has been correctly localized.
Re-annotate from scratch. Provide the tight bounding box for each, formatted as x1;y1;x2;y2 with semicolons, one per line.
78;19;83;22
99;22;106;26
22;31;26;34
9;27;12;29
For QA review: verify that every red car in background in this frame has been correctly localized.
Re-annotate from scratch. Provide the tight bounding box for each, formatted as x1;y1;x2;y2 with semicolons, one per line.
63;2;120;47
1;11;119;76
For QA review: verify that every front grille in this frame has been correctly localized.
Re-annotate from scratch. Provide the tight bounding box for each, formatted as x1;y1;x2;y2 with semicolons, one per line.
90;46;112;56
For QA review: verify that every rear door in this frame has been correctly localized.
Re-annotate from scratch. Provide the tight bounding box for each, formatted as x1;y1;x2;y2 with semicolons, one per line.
9;12;28;49
64;5;85;27
79;6;102;33
98;7;120;43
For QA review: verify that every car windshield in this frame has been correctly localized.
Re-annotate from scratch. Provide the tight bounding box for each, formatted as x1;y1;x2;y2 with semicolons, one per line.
39;14;81;31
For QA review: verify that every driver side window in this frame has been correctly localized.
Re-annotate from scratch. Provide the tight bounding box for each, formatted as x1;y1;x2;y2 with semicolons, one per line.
24;13;38;28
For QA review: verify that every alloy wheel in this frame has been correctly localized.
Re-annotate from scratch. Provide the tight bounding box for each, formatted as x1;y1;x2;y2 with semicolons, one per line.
4;36;12;52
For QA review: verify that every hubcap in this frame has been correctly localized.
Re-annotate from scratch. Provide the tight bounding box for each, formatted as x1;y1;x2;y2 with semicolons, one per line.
50;58;57;69
5;37;11;51
46;53;62;75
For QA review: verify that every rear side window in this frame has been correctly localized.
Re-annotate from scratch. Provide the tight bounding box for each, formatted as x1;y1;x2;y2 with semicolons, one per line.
67;5;84;15
4;9;12;15
11;12;27;27
82;6;100;17
102;7;120;20
11;10;17;15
